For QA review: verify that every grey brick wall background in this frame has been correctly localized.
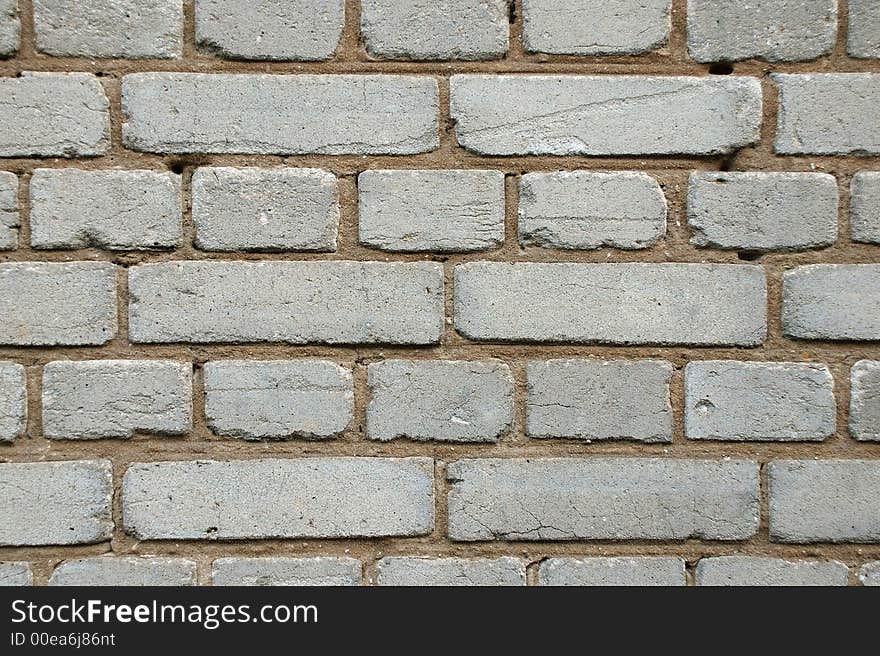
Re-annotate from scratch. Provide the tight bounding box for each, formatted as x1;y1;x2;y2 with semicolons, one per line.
0;0;879;587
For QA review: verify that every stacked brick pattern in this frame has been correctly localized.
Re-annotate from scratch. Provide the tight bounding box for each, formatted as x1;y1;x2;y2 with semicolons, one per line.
1;0;879;587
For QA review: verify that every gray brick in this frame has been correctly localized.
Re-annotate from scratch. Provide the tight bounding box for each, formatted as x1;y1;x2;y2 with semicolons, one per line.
358;170;504;253
782;264;880;341
0;460;113;546
49;557;197;586
769;460;880;543
34;0;181;58
687;0;837;63
447;458;759;541
696;556;848;586
192;167;338;252
30;169;182;250
129;261;443;345
0;362;25;442
687;172;838;251
526;359;672;443
361;0;508;60
366;360;513;443
537;557;686;586
850;360;880;441
0;0;18;56
454;262;766;346
0;262;116;346
0;73;109;157
774;74;880;155
122;73;439;155
376;557;525;586
204;360;353;440
42;360;192;440
212;557;361;586
849;0;880;58
518;171;666;250
859;562;880;586
123;457;434;540
450;75;762;156
0;171;18;249
523;0;670;55
196;0;344;61
0;562;31;586
851;172;880;244
684;361;836;442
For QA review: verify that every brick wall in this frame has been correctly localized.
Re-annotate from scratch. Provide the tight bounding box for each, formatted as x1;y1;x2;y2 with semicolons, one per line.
0;0;879;587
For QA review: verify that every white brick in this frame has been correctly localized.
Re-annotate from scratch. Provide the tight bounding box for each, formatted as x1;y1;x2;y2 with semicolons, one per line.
0;562;31;586
696;556;848;586
0;362;25;441
850;361;880;441
848;0;880;58
538;557;686;586
376;557;525;586
212;557;361;586
851;172;880;244
0;171;18;250
0;0;18;56
859;562;880;586
50;557;197;586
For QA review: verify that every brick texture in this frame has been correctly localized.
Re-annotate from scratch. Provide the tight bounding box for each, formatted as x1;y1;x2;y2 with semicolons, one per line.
49;557;197;586
537;557;686;586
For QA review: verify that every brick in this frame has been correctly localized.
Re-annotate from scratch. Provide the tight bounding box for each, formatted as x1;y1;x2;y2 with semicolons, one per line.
447;458;759;541
204;360;353;440
195;0;344;61
769;460;880;543
537;557;686;586
450;75;762;156
782;264;880;341
212;557;361;586
192;167;338;252
0;0;18;56
376;557;525;586
523;0;670;55
0;73;109;157
454;262;766;346
850;361;880;441
684;361;836;442
366;360;513;443
696;557;848;586
0;171;18;249
42;360;192;440
123;457;434;539
0;562;31;586
0;362;25;441
774;74;880;155
358;170;504;253
518;172;666;250
687;0;837;63
129;261;443;345
848;0;880;58
49;557;197;586
851;172;880;244
526;359;672;443
859;562;880;586
687;172;838;251
34;0;181;58
122;73;439;155
361;0;508;61
30;169;182;250
0;460;113;546
0;262;117;346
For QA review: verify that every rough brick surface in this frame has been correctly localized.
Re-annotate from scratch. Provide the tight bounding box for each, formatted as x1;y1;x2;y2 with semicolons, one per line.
851;172;880;244
361;0;508;61
123;458;434;539
537;557;686;586
848;0;880;58
859;562;880;586
204;360;353;440
769;460;880;543
518;171;667;250
447;458;759;541
128;261;443;345
454;263;766;346
212;557;362;586
376;557;526;586
42;360;192;440
526;359;672;442
49;557;197;586
358;170;504;252
122;73;439;155
0;171;17;249
0;362;26;442
523;0;670;56
0;0;18;56
0;460;113;546
0;562;31;586
195;0;344;61
684;361;836;442
687;172;838;251
366;360;513;442
0;262;116;346
30;168;182;250
850;361;880;442
450;75;762;156
782;265;880;341
695;556;848;586
192;167;338;252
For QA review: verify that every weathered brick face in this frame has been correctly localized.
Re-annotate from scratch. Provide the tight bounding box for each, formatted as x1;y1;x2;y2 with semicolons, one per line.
1;0;878;587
